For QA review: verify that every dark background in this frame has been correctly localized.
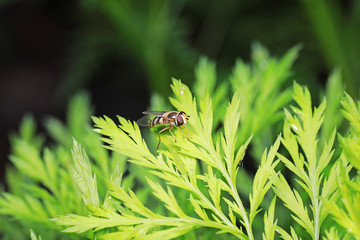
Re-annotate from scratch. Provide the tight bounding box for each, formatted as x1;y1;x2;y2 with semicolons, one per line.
0;0;359;181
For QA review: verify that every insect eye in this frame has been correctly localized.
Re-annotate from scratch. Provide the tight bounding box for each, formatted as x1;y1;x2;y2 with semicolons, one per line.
177;115;184;125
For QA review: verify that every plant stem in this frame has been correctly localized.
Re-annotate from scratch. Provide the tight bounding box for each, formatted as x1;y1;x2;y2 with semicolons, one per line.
145;217;247;239
190;184;243;236
311;175;320;240
207;145;254;240
225;169;254;240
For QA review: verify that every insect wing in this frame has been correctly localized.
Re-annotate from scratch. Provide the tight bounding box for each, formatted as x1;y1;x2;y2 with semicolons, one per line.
136;115;152;126
137;111;167;126
142;111;167;116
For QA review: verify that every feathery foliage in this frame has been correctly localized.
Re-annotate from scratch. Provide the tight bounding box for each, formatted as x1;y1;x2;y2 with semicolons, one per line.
1;45;359;239
53;78;281;240
0;92;126;239
322;93;360;239
273;82;341;240
229;44;299;159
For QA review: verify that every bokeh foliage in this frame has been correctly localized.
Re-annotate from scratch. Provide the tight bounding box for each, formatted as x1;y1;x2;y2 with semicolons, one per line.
2;0;353;99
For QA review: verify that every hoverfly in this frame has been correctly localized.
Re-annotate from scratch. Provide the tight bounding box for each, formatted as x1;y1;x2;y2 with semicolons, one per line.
137;111;190;151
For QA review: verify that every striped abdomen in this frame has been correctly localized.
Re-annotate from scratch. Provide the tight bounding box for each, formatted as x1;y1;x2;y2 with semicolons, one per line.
149;111;177;127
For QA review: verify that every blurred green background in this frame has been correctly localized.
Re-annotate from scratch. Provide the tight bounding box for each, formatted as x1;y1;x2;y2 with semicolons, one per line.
0;0;359;180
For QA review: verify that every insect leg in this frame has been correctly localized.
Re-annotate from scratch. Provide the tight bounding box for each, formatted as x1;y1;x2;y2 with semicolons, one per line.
177;126;190;140
156;126;171;151
168;126;177;142
182;125;192;138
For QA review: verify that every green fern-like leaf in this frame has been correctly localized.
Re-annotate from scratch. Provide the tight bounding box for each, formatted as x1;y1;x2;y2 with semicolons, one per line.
72;139;99;207
0;92;121;239
52;77;286;240
273;82;340;240
323;93;360;238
